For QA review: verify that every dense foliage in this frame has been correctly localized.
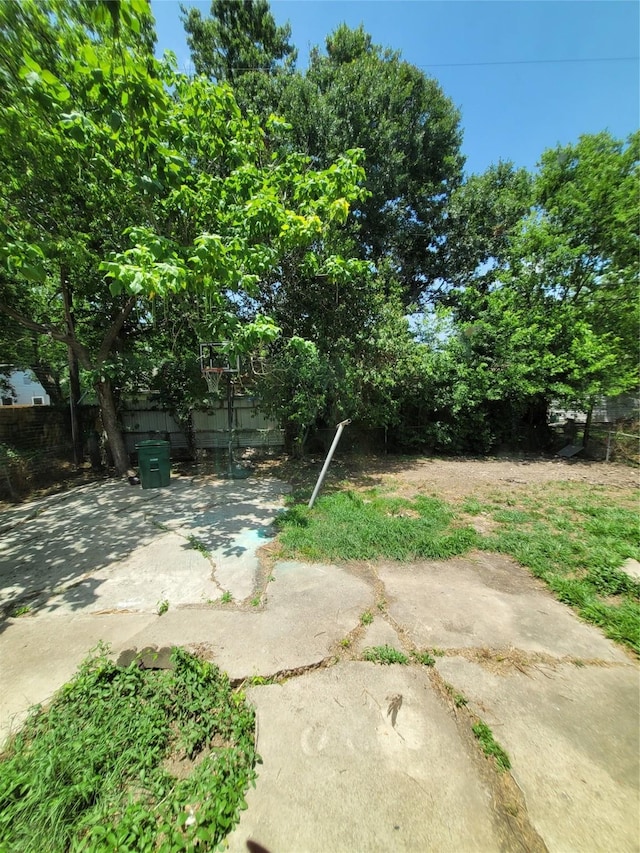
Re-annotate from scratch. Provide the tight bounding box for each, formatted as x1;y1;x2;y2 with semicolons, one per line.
0;645;258;851
0;0;365;471
1;0;637;461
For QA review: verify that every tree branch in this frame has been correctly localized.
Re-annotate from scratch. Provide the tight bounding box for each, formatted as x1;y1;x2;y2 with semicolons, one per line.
0;302;92;368
97;295;138;364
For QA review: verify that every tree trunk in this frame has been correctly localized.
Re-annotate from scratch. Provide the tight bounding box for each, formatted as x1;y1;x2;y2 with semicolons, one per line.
67;352;83;465
96;377;130;475
582;403;594;448
61;265;84;465
523;395;552;451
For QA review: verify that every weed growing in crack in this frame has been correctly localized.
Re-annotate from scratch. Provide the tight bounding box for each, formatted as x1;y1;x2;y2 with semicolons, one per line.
250;596;261;607
11;605;31;617
363;645;408;665
360;610;373;626
0;644;258;852
472;720;511;771
156;599;169;616
444;682;468;708
187;535;211;558
220;590;233;604
411;650;435;666
340;637;351;649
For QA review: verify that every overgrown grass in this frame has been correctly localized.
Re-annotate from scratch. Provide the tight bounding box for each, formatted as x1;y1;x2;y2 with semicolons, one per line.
476;485;640;654
275;490;478;561
0;645;258;853
276;483;640;655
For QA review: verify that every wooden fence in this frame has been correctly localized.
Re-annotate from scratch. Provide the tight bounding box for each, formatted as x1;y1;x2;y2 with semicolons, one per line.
119;397;284;455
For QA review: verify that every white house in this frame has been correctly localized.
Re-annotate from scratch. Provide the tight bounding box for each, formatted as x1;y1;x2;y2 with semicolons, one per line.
0;369;51;406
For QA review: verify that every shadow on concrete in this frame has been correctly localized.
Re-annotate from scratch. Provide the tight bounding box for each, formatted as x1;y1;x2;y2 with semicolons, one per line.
0;476;286;627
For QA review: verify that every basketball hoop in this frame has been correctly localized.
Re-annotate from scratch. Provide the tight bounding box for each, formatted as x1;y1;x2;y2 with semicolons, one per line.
202;367;225;396
199;341;240;397
199;342;239;373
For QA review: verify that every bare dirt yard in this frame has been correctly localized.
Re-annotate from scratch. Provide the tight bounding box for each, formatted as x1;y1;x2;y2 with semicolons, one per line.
256;452;639;504
365;456;640;515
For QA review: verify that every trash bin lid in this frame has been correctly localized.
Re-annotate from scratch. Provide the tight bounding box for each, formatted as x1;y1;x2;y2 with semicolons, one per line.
136;439;170;447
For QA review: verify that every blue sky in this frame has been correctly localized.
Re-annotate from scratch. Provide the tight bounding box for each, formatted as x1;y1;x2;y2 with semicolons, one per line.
151;1;639;175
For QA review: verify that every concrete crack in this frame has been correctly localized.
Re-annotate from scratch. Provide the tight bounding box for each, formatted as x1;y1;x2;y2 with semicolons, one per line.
441;646;631;674
426;663;549;853
355;562;549;851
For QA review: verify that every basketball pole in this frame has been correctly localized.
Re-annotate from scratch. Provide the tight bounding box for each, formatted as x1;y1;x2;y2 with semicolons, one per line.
308;419;351;509
226;373;234;478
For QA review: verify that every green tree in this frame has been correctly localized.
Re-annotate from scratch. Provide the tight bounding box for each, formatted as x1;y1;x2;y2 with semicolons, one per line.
0;0;366;474
184;10;464;300
441;161;533;296
183;8;466;448
442;131;639;448
181;0;296;117
282;23;464;301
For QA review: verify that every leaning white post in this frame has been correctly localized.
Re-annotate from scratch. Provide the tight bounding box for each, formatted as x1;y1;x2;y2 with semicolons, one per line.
308;419;351;509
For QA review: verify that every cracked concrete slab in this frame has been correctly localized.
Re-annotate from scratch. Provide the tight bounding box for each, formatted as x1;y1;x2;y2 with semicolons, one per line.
1;475;638;852
379;553;629;662
436;656;640;853
0;613;156;741
117;561;372;680
33;531;220;617
0;476;289;616
354;613;403;653
226;662;503;853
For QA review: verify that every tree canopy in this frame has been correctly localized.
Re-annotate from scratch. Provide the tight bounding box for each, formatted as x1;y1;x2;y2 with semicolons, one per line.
182;10;465;303
0;0;366;472
1;0;637;466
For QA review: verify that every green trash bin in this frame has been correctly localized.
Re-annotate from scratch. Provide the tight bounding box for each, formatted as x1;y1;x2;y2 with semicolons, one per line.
137;440;171;489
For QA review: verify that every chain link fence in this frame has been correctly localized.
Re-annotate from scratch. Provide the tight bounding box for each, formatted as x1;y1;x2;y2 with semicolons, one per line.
0;407;74;500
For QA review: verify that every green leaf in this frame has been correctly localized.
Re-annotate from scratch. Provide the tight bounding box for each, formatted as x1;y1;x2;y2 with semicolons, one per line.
20;54;41;73
108;110;123;131
40;69;62;88
20;264;47;283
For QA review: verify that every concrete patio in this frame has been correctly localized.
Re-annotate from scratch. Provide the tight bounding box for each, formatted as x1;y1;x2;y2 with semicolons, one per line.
0;474;637;852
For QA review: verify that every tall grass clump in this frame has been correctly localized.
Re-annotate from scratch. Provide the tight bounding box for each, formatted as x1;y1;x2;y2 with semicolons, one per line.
0;645;258;853
276;490;477;561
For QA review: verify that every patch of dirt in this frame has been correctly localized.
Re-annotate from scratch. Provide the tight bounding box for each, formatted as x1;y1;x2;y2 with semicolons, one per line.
253;453;638;504
162;745;219;780
367;456;639;504
467;515;499;535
